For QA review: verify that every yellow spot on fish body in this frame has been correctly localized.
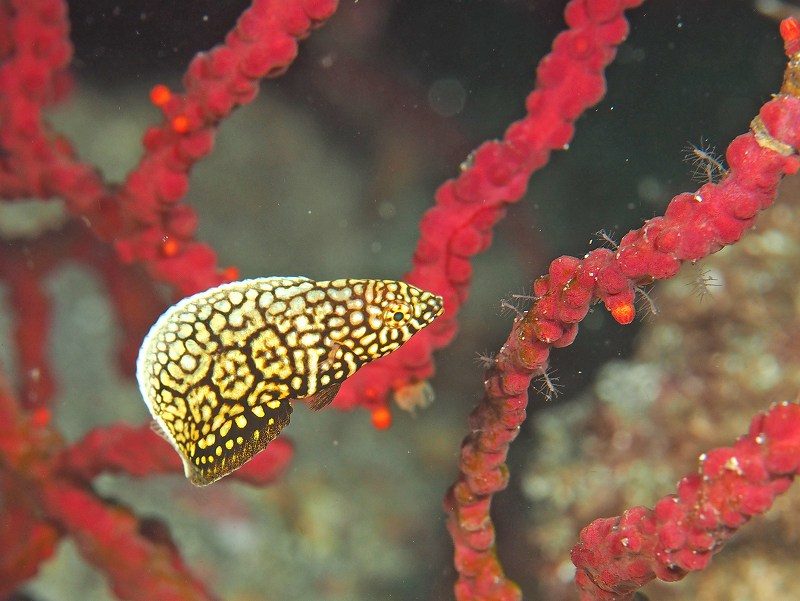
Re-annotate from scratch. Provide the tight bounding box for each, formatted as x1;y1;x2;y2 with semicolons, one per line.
137;276;443;486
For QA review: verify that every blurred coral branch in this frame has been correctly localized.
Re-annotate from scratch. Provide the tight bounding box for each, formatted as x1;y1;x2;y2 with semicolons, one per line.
0;0;327;596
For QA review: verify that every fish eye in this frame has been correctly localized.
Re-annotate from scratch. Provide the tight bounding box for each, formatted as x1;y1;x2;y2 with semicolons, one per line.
384;302;411;328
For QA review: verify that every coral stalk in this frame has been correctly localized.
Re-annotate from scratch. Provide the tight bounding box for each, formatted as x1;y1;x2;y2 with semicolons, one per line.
0;0;339;295
571;401;800;600
443;12;800;601
335;0;647;411
0;376;294;598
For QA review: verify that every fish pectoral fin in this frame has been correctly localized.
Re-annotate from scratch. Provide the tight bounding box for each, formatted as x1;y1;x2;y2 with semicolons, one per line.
305;383;341;411
320;342;342;371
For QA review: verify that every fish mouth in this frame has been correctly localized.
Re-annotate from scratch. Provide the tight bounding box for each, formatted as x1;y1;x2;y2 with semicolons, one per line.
414;289;444;323
431;295;444;318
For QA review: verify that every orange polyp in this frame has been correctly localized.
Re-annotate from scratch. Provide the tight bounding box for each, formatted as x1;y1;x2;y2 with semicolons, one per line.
31;407;51;428
171;115;190;134
149;84;172;106
781;17;800;45
610;303;635;325
781;17;800;58
161;237;180;257
222;265;240;281
371;406;392;430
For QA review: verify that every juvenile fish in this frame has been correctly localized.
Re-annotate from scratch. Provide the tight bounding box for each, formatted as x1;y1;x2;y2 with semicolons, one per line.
136;277;443;485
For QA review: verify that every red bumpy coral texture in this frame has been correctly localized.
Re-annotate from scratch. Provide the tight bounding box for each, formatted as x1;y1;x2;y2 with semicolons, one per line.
571;402;800;600
333;0;650;411
442;6;800;601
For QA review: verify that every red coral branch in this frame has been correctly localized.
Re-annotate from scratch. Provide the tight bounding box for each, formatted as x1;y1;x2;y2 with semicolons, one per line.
3;1;799;599
571;401;800;600
114;0;338;294
1;229;59;409
334;0;647;412
0;471;59;596
0;0;338;295
0;222;166;410
57;422;293;485
39;480;220;601
0;374;294;596
0;0;330;598
442;12;800;601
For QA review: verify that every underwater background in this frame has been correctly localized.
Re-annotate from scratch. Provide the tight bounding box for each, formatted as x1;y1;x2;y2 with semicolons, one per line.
2;0;799;600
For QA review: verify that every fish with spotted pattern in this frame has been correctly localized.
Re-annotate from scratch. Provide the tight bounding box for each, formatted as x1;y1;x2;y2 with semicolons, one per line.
136;277;444;485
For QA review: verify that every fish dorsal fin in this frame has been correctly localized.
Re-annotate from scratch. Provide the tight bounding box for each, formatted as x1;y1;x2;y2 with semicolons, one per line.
305;383;341;411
